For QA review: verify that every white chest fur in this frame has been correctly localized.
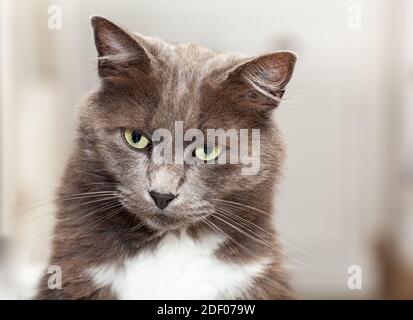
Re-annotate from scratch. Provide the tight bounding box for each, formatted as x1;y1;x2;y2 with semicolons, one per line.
88;233;269;299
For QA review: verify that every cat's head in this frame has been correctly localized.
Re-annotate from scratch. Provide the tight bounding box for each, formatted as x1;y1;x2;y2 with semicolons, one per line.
80;16;296;231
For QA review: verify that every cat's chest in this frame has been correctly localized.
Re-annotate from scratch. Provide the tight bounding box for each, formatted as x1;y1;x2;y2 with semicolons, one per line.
88;233;268;299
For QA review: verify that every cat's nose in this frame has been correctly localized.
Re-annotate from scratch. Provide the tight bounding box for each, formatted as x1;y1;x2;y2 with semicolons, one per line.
149;191;177;210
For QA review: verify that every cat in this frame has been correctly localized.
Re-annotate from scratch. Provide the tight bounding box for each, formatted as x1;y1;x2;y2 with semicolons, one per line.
36;16;296;299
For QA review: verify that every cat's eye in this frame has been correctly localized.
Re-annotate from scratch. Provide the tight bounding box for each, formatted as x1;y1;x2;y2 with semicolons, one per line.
194;145;221;161
123;129;150;150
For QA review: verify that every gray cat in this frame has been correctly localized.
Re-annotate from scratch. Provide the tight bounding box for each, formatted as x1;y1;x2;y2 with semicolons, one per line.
37;16;296;299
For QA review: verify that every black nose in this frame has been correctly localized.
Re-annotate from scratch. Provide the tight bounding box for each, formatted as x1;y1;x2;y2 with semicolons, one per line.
149;191;176;210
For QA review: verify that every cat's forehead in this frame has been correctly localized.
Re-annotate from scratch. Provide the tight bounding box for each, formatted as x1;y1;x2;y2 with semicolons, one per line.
141;36;244;132
138;34;243;70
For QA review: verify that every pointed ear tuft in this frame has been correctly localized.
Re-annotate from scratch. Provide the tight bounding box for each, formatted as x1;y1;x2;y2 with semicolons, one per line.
226;51;297;109
90;16;151;78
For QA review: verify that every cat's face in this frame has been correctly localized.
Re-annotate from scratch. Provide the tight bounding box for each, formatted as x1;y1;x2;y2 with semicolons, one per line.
81;17;296;230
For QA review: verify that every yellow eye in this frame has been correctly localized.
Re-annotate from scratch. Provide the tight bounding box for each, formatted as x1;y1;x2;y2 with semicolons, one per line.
195;145;222;161
123;129;150;149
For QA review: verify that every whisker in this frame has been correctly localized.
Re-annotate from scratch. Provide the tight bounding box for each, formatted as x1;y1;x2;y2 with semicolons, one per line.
86;205;125;232
201;217;239;257
130;218;149;232
208;198;273;217
214;208;315;269
210;198;340;272
214;212;278;250
9;191;118;216
215;206;275;238
80;199;122;220
204;216;260;259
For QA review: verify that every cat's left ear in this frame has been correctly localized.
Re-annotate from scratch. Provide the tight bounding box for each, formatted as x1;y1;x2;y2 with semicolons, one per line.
225;51;297;109
90;16;151;78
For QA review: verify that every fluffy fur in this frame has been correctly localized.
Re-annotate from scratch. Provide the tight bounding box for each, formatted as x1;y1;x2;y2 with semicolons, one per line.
36;16;296;299
87;232;271;299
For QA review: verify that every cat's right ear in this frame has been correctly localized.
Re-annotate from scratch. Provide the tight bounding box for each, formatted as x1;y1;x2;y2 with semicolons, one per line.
90;16;151;78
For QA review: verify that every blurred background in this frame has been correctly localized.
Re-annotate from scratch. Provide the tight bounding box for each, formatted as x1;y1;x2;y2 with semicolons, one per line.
0;0;412;299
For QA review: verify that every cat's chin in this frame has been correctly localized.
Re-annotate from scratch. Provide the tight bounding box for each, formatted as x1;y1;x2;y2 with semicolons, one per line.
141;212;207;232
